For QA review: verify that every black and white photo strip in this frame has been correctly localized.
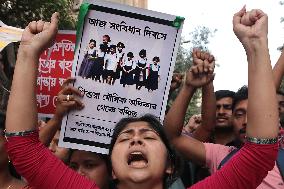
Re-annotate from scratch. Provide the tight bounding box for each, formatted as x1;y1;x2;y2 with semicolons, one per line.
78;34;161;92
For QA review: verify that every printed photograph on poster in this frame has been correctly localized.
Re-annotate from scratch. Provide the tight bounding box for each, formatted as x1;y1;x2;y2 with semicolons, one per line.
60;0;183;154
36;30;76;118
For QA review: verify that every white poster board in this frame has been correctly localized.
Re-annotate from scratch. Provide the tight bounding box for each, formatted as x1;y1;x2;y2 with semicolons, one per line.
60;0;183;154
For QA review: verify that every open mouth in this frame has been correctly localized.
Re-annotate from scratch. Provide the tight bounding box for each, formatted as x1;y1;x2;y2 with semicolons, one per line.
239;128;246;134
127;151;148;168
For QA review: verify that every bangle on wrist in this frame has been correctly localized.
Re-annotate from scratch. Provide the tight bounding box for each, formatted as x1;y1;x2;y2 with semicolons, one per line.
245;136;278;144
4;129;37;138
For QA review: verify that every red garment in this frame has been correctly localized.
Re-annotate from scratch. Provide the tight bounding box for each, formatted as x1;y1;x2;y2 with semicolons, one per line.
5;132;98;189
5;131;278;189
190;142;278;189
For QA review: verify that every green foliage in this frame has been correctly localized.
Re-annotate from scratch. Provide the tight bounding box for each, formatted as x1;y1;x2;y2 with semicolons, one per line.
168;26;216;122
174;26;217;73
0;0;76;30
280;78;284;92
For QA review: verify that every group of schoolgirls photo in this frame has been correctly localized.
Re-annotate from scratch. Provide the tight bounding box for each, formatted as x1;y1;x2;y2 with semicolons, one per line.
78;34;161;92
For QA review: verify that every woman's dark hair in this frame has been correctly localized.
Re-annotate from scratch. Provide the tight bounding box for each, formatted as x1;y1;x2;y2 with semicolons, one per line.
232;85;248;111
109;114;181;187
0;113;5;130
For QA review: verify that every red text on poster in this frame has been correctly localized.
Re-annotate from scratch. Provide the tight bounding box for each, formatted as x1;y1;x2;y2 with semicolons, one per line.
36;31;76;117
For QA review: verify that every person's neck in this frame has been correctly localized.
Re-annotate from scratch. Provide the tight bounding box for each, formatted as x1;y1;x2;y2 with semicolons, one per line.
214;127;235;145
117;180;163;189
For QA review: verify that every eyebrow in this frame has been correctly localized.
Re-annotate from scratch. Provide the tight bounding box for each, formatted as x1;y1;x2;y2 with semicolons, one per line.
118;128;159;136
216;103;232;106
234;108;246;113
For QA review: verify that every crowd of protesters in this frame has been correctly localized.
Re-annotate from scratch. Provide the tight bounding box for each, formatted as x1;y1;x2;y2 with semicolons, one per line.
0;6;284;189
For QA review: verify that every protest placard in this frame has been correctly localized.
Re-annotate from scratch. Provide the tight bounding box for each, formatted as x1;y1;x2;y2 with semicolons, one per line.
36;30;76;117
60;0;184;154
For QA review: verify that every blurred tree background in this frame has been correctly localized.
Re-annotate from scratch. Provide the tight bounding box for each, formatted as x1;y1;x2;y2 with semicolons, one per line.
0;0;76;29
167;26;216;123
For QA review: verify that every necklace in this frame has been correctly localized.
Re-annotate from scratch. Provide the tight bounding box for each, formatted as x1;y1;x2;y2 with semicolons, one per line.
6;185;12;189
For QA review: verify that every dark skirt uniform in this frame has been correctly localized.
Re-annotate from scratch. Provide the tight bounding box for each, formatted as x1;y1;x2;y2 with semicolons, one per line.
134;62;147;88
120;65;134;85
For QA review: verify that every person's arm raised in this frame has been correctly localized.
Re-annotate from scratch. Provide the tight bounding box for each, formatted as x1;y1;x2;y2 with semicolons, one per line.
164;49;215;165
189;8;279;189
192;53;216;142
6;13;59;133
233;8;278;139
5;14;98;189
169;73;183;95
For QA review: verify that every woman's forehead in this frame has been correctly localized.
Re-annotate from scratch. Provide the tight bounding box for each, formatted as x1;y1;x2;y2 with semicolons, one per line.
121;121;151;132
118;121;160;137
